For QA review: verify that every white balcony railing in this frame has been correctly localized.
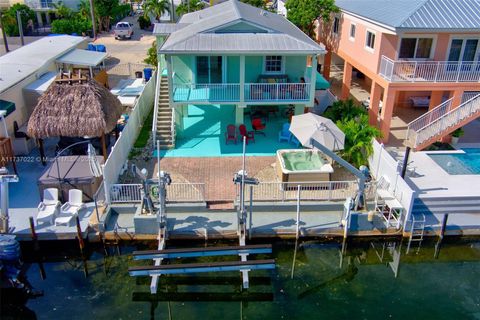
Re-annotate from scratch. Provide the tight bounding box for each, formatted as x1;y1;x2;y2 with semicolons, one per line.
379;56;480;83
172;82;311;103
245;83;310;102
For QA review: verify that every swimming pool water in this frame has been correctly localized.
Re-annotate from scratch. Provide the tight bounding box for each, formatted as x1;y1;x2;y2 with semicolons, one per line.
429;148;480;175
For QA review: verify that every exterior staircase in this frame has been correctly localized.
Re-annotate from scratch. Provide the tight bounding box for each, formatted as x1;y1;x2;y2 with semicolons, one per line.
405;93;480;150
154;75;174;149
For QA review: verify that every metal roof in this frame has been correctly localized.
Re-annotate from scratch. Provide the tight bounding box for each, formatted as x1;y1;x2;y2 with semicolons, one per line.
56;49;108;67
157;0;325;54
153;23;189;35
0;35;86;94
336;0;480;31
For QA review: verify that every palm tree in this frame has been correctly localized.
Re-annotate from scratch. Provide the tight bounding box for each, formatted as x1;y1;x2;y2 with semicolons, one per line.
337;114;382;168
176;0;205;16
143;0;170;22
77;0;91;20
51;1;73;19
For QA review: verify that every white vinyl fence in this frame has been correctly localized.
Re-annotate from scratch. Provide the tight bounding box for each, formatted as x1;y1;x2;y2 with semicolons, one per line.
103;73;157;204
368;140;416;227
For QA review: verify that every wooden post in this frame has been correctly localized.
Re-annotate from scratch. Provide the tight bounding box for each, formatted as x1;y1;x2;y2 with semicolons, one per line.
76;215;88;277
100;134;107;161
29;216;46;279
38;139;46;166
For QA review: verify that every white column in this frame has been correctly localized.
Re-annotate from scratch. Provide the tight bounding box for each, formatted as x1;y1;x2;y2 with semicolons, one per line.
36;12;43;27
309;55;317;107
166;55;174;106
240;55;245;104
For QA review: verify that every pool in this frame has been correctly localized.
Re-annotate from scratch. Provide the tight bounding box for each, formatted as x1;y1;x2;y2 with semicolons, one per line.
429;148;480;175
276;149;333;183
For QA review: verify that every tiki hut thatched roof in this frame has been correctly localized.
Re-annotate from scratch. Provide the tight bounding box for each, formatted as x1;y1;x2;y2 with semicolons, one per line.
27;78;123;138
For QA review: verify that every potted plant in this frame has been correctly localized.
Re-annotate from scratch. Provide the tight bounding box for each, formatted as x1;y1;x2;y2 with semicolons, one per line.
451;127;465;144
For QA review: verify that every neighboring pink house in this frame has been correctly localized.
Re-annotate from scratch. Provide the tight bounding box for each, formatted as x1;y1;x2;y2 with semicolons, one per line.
322;0;480;150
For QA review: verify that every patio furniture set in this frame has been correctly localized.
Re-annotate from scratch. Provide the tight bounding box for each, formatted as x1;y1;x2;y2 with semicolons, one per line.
36;188;86;227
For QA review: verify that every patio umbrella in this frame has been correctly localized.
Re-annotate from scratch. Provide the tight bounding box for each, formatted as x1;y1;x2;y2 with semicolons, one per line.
87;143;103;177
289;113;345;151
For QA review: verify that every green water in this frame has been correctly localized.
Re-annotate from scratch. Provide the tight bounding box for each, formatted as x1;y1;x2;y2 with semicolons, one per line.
282;151;325;171
3;239;480;319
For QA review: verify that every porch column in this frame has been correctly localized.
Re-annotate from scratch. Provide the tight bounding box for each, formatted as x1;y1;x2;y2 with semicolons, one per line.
235;105;244;125
239;55;245;104
45;12;51;25
341;62;353;100
294;104;304;115
429;91;444;110
175;105;184;137
450;89;464;109
309;55;317;107
379;88;397;143
369;81;382;126
166;55;174;106
36;12;43;27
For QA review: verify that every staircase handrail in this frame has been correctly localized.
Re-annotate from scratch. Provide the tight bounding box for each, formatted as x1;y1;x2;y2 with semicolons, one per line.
411;93;480;148
152;58;166;143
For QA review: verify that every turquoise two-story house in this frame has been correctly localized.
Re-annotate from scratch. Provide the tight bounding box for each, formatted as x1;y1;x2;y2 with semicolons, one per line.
153;0;327;148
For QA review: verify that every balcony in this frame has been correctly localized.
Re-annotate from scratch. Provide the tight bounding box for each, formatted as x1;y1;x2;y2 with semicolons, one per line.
24;0;55;9
379;56;480;83
172;83;311;103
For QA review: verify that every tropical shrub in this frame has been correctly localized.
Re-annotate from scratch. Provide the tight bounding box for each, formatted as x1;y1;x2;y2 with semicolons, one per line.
137;15;151;29
337;114;382;168
2;4;35;36
144;41;158;66
323;99;367;123
51;17;92;35
176;0;205;16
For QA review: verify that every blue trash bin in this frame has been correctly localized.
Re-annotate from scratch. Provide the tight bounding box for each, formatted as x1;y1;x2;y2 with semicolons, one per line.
87;43;96;51
96;44;106;52
143;68;153;82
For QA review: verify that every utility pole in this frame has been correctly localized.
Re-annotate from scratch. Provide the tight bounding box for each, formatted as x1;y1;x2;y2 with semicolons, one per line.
170;0;175;22
89;0;97;39
0;12;9;53
16;10;24;46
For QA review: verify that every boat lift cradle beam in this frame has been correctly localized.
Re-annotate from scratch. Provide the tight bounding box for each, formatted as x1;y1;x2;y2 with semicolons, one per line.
129;259;276;277
133;244;272;260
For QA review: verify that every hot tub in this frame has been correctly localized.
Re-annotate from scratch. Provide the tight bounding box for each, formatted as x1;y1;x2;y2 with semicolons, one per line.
276;149;334;183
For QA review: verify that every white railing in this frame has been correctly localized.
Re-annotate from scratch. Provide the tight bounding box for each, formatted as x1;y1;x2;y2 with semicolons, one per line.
171;107;176;148
105;62;152;78
173;83;240;102
409;94;480;148
165;183;205;203
244;181;358;202
245;83;311;101
406;98;453;144
152;58;165;143
110;184;143;203
379;56;480;83
102;74;156;204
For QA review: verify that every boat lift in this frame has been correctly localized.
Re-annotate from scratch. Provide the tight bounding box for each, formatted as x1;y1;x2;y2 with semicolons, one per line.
128;139;275;294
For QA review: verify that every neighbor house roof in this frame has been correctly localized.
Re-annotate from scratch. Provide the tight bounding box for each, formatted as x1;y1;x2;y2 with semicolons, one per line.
155;0;325;54
0;35;87;94
335;0;480;31
56;49;108;67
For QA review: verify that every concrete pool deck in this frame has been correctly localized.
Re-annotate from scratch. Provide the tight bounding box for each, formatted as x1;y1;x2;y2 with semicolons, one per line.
406;150;480;198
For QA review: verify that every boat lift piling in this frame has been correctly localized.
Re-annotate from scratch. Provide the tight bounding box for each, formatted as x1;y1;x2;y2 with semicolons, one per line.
28;216;46;280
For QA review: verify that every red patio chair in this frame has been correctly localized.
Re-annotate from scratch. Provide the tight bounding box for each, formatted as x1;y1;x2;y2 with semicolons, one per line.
225;124;237;144
239;124;255;144
251;118;266;136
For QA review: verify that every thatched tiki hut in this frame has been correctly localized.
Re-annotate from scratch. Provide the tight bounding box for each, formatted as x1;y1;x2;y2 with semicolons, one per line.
28;75;123;161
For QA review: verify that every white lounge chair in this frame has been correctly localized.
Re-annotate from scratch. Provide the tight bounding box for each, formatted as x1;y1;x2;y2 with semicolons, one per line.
55;189;86;226
37;188;61;225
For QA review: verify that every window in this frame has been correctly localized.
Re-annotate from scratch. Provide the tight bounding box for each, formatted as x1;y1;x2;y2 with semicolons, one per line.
264;56;283;73
399;38;433;59
333;17;340;34
349;23;356;40
366;31;375;50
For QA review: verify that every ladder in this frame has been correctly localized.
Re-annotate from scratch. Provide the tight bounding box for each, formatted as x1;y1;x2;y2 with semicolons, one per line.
406;213;426;254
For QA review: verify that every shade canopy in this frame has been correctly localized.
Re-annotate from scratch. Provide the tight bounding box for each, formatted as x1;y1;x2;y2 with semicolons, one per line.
289;113;345;151
27;78;123;138
56;49;107;67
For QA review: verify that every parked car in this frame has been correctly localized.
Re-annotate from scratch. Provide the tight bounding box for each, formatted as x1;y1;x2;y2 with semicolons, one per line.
114;22;134;40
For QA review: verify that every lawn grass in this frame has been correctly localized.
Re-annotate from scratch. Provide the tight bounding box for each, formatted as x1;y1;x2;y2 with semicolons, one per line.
133;107;154;148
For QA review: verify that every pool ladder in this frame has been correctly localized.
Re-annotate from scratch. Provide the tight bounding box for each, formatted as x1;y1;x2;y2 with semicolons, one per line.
406;213;426;254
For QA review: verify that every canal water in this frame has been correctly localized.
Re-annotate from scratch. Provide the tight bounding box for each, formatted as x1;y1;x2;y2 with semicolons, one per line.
3;238;480;319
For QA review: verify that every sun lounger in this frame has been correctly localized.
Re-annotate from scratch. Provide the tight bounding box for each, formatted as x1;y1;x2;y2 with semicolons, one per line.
55;189;85;226
36;188;61;225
